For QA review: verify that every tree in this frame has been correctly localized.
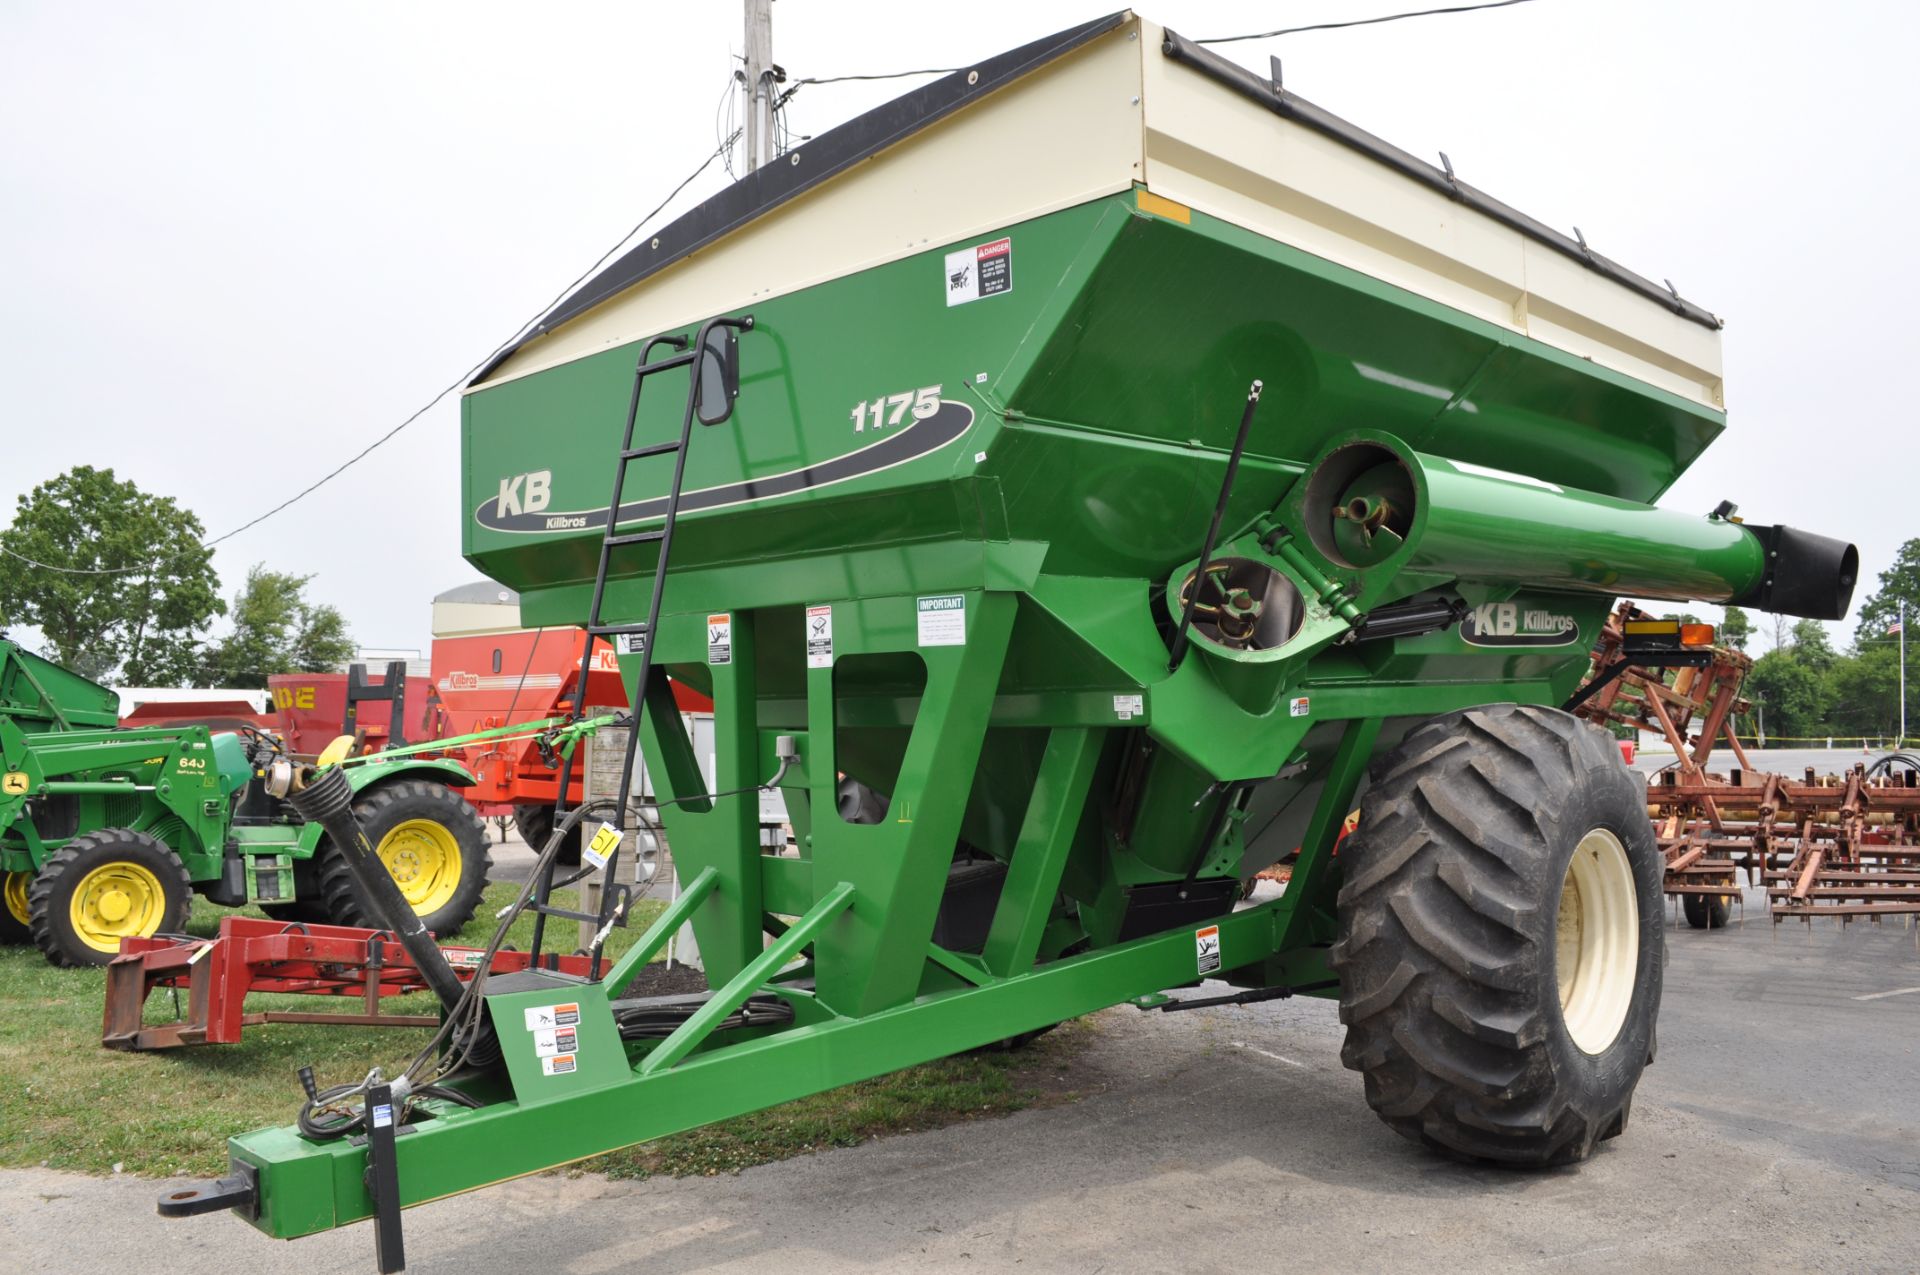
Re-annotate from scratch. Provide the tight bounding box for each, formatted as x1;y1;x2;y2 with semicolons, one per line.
1854;537;1920;648
205;565;354;688
0;467;223;684
1746;649;1827;740
1790;618;1836;671
1719;605;1753;652
1823;646;1902;737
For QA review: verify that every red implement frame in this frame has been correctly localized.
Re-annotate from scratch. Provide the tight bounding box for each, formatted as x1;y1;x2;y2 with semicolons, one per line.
102;916;601;1051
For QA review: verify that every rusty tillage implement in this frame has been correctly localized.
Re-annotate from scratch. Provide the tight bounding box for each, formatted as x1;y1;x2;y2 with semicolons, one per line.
1575;605;1920;927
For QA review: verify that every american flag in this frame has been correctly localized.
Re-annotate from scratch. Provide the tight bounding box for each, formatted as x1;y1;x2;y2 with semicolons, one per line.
1893;620;1906;637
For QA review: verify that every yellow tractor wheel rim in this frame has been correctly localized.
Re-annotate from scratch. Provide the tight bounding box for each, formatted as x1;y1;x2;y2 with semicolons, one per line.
375;819;462;915
4;871;30;926
68;861;168;953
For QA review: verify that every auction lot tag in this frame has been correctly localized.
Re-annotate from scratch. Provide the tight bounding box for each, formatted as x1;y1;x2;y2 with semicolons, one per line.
584;821;621;869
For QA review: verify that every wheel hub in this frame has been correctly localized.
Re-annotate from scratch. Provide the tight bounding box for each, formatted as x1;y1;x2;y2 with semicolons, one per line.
1556;827;1639;1054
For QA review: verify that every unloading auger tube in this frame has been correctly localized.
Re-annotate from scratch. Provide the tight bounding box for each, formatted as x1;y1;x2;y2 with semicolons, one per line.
1287;431;1857;621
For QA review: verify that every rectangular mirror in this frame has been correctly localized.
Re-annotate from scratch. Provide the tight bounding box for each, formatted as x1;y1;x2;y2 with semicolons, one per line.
694;326;739;426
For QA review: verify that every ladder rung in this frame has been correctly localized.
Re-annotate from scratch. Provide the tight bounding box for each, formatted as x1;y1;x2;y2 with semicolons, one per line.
640;350;698;373
620;441;681;461
604;529;665;548
589;622;651;637
524;903;604;926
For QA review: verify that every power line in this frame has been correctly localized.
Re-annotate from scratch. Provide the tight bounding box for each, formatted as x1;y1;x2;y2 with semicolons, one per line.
2;130;741;578
794;66;961;86
1197;0;1546;45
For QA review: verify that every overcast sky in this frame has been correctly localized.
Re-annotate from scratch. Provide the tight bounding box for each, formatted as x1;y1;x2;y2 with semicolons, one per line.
2;1;1910;661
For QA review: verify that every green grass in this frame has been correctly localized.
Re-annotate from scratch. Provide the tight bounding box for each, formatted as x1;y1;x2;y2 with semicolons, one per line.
0;882;1095;1180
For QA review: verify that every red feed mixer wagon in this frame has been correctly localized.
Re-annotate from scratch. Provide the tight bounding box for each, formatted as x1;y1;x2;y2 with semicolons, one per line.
272;628;711;855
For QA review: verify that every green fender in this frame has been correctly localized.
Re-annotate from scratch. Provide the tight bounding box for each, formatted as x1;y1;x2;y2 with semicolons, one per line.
291;757;478;859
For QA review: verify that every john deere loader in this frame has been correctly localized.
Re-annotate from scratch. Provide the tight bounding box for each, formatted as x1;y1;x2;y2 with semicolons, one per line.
0;637;493;965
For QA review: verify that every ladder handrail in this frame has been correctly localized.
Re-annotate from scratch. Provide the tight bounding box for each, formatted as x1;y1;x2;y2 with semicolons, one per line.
528;313;754;966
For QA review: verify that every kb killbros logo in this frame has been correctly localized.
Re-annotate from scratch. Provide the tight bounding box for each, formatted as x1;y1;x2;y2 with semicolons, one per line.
1460;602;1579;648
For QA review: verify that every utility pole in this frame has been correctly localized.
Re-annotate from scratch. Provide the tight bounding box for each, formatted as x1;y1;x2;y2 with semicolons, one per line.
742;0;776;172
1900;598;1907;746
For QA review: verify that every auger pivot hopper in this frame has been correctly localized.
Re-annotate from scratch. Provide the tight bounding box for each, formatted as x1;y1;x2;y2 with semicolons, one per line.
166;13;1857;1263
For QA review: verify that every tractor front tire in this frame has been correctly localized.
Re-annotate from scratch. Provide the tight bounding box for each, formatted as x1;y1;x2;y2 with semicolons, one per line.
27;830;192;968
318;781;492;937
1682;892;1732;929
1331;704;1663;1167
513;802;582;866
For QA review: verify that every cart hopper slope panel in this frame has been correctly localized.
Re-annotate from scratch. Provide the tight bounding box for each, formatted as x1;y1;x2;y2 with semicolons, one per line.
463;11;1726;607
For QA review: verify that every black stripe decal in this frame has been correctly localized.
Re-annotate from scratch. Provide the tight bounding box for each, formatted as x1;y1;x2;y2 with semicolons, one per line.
474;400;975;535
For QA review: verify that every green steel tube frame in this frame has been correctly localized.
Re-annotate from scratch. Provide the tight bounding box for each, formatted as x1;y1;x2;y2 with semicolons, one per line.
226;587;1385;1239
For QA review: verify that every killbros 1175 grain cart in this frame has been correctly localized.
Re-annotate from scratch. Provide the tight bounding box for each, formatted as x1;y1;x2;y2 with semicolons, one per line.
162;13;1856;1266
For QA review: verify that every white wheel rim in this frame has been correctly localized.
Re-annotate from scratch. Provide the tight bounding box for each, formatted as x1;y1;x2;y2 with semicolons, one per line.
1555;827;1639;1055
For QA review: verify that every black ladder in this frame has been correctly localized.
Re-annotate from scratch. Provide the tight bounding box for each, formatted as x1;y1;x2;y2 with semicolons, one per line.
526;313;754;963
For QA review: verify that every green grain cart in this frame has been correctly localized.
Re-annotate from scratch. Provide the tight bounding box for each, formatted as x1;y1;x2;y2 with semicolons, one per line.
0;637;494;965
163;14;1855;1263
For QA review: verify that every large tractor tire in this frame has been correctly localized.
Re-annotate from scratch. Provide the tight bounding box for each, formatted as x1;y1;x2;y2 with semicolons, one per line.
27;830;192;967
1;871;34;943
317;780;492;937
1682;892;1732;929
513;802;582;866
1331;703;1663;1167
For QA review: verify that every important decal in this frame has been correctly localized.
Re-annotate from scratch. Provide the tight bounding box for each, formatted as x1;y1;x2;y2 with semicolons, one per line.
945;237;1012;306
707;613;733;665
1195;924;1222;975
916;595;967;647
805;605;834;669
524;1002;581;1032
1112;693;1144;722
1460;602;1580;648
474;401;976;535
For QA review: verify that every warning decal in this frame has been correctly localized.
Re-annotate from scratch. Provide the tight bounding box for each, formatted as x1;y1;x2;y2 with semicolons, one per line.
542;1054;577;1076
524;1002;581;1032
533;1026;579;1059
916;595;966;646
1289;696;1310;718
1195;924;1222;975
805;605;834;668
707;613;733;665
944;237;1013;306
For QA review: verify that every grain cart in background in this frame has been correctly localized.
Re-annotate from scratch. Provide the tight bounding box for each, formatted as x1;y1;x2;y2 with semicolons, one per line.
0;637;494;964
163;15;1856;1265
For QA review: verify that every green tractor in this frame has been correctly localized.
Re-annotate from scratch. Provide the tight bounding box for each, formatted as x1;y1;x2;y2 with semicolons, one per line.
0;637;493;966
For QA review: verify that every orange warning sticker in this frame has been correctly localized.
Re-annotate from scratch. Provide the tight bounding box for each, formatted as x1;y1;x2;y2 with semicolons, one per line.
1195;924;1221;975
